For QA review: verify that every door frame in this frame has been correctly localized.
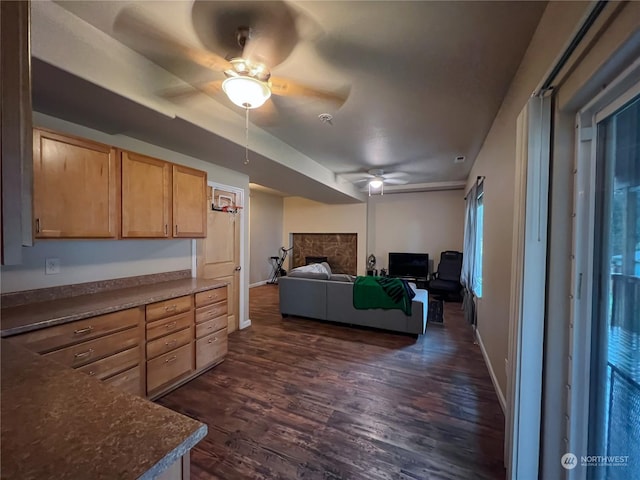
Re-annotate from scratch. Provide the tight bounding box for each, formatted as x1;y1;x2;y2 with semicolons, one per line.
193;180;249;330
568;62;640;479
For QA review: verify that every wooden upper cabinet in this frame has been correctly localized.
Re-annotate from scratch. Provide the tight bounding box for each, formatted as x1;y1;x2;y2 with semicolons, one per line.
33;129;118;238
121;151;171;238
172;165;206;238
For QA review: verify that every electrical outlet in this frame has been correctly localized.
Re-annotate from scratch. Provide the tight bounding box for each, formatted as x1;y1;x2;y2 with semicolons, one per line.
45;257;61;275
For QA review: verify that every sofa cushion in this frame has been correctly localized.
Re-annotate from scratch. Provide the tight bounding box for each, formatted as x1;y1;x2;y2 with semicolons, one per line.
330;274;355;283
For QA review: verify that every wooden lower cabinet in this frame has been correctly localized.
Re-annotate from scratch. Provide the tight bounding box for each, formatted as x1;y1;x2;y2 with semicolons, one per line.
9;307;146;397
146;327;192;359
9;286;229;400
147;342;194;394
193;286;229;372
44;327;139;368
76;346;139;380
196;329;228;370
157;452;190;480
103;366;142;396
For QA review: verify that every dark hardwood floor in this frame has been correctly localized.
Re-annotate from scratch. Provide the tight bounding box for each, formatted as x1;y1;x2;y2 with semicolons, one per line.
158;285;505;480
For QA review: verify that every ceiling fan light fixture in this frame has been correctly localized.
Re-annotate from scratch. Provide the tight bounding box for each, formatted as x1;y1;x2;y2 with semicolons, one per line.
369;178;383;189
368;177;384;196
222;76;271;109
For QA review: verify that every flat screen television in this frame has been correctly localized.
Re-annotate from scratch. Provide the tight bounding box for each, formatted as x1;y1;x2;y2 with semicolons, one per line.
388;252;429;279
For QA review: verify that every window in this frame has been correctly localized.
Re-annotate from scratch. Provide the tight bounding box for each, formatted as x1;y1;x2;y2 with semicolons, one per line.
474;182;484;297
587;92;639;480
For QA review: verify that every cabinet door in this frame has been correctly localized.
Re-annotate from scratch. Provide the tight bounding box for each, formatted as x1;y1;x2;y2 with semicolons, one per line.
121;151;171;238
33;129;117;238
172;165;206;238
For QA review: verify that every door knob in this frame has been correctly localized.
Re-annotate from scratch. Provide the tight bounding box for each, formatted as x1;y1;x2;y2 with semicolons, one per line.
234;266;241;271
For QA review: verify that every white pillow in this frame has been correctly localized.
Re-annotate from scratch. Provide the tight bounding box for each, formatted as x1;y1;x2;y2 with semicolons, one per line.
288;263;331;279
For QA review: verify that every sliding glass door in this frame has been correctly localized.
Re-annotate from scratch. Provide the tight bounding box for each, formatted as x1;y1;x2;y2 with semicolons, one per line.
587;93;639;480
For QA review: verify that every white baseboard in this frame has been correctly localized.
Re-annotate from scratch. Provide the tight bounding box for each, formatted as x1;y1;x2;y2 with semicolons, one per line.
240;319;252;329
249;280;269;288
475;327;507;414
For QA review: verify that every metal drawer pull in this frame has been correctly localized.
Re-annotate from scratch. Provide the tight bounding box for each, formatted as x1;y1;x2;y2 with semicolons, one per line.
165;339;177;347
164;305;177;312
165;355;177;364
74;349;94;359
89;371;96;376
165;321;177;329
74;326;93;335
208;337;217;344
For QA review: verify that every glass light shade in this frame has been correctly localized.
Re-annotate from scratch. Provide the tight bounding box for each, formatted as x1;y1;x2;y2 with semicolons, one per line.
369;178;383;189
222;76;271;109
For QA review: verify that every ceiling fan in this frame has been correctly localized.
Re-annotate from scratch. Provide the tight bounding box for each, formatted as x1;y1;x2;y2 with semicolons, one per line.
340;169;410;195
113;4;349;115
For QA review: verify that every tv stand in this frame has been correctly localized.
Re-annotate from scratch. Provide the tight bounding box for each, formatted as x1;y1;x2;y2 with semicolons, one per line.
389;275;428;290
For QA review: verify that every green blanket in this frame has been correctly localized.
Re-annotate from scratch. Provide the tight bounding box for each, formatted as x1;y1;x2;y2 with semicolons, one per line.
353;276;415;316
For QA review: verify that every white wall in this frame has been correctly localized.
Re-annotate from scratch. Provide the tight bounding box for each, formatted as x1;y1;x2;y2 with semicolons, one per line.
283;197;368;275
0;240;190;293
282;191;465;276
1;113;250;315
466;1;594;404
367;190;465;273
249;190;284;285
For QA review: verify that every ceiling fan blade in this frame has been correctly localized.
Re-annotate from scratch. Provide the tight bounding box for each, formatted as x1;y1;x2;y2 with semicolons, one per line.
249;98;280;126
382;171;410;179
269;76;348;106
383;178;409;185
339;172;374;182
200;79;225;97
158;80;223;100
114;7;233;73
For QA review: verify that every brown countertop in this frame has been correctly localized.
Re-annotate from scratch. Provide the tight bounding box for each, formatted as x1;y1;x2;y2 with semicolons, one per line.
1;278;227;337
0;340;207;479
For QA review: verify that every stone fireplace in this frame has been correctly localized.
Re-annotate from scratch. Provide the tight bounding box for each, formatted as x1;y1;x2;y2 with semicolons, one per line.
291;233;357;275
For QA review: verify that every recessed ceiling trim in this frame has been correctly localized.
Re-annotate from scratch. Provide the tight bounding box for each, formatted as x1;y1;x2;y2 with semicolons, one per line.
360;180;467;194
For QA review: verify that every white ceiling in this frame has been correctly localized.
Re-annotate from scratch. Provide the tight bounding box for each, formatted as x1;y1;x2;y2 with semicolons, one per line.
32;1;546;202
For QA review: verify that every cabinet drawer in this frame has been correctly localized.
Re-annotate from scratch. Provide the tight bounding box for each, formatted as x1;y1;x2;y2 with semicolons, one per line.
146;295;193;322
195;328;227;370
147;342;193;393
194;302;227;324
77;346;139;380
146;326;192;360
195;315;227;339
44;327;139;368
195;287;227;308
146;310;193;341
104;365;142;396
9;307;142;354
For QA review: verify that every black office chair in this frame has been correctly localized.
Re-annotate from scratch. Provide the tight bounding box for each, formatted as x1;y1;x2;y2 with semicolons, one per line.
428;251;463;302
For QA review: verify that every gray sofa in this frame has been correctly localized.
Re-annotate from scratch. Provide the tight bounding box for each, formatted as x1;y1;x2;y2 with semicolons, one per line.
278;276;428;335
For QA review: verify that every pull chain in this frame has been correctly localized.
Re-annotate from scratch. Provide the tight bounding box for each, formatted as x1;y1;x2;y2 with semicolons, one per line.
244;106;250;165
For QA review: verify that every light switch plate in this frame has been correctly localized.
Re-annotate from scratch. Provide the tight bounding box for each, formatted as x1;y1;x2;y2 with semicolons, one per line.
45;257;61;275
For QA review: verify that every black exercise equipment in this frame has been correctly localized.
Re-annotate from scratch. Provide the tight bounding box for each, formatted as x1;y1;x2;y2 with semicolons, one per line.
268;246;293;284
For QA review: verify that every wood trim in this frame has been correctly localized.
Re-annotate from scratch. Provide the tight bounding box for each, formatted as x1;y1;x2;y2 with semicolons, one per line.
1;0;33;264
